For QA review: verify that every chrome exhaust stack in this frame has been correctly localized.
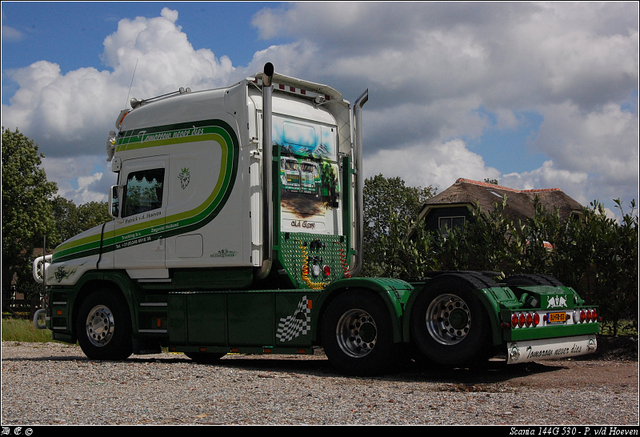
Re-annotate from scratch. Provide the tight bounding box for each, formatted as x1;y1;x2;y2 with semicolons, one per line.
348;88;369;277
256;62;275;279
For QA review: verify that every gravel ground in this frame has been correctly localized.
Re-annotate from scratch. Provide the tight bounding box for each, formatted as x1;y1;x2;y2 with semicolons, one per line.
1;340;637;426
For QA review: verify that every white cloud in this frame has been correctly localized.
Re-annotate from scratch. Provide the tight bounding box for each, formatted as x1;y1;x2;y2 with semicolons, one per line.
2;8;237;205
2;4;637;212
2;24;24;42
1;10;25;42
536;102;638;173
251;2;638;208
533;101;638;203
365;139;502;192
101;7;235;96
2;8;236;158
5;63;114;143
41;155;116;204
502;161;589;202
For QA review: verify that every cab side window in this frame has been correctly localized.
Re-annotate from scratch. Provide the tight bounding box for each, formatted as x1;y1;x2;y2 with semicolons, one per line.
122;168;165;217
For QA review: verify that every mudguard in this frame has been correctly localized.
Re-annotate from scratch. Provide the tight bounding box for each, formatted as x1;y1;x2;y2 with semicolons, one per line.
312;277;413;343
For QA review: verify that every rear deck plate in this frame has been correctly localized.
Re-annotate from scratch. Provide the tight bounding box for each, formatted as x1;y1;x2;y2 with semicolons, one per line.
507;334;597;364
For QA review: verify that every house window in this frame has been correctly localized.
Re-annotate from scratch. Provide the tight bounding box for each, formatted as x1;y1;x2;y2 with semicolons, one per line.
438;216;465;234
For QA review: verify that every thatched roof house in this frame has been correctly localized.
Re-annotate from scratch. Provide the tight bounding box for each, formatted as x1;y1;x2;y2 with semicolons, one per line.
418;178;584;233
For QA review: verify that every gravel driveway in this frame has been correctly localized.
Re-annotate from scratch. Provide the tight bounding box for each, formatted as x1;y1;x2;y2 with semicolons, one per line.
2;340;637;426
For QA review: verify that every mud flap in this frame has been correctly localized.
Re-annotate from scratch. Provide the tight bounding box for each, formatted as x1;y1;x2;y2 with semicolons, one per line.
507;334;597;364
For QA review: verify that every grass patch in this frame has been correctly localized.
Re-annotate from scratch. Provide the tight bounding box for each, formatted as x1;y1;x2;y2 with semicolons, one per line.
2;318;52;343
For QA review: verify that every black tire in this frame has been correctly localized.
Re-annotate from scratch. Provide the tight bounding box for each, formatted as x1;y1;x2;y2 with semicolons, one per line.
410;273;493;367
76;289;133;360
321;290;401;376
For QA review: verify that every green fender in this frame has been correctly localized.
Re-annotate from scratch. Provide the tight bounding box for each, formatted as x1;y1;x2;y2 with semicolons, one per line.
471;287;520;345
402;274;520;347
60;270;143;337
311;277;414;344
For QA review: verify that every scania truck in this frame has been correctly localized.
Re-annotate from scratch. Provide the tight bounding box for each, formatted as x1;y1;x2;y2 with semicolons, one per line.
33;63;599;375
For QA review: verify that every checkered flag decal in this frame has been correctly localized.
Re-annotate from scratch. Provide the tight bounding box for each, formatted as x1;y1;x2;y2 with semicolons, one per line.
276;296;311;342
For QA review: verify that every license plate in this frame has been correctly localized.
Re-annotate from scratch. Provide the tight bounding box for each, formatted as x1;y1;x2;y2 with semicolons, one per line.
548;312;566;323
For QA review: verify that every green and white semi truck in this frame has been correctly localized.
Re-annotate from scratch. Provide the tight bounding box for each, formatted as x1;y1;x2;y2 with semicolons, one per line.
33;63;599;375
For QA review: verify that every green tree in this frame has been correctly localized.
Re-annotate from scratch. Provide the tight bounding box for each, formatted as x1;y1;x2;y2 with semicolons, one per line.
362;174;637;334
51;196;79;245
550;199;638;335
77;200;112;230
2;127;58;307
51;196;111;246
431;196;638;334
362;175;435;276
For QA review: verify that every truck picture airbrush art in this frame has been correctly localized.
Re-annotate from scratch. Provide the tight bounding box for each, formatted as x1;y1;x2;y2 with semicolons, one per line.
33;63;598;375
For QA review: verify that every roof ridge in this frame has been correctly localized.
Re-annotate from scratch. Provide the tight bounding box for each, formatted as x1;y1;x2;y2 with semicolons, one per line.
522;188;562;193
455;178;561;194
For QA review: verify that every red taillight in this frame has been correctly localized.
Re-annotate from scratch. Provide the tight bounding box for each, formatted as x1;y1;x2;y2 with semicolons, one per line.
576;309;598;323
526;313;533;327
323;265;331;278
512;312;540;328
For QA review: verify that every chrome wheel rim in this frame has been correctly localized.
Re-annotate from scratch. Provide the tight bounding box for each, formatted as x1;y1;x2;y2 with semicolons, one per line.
335;309;377;358
85;305;115;347
425;293;471;345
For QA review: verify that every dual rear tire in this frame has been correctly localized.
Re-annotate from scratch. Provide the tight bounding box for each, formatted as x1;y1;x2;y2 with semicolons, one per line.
321;290;402;376
321;274;497;374
409;273;495;367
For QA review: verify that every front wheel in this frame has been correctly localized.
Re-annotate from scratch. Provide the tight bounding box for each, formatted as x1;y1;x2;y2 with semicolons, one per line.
410;274;493;367
321;290;401;376
76;290;133;360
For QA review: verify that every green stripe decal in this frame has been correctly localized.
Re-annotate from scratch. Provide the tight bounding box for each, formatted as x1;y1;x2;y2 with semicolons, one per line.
53;120;239;262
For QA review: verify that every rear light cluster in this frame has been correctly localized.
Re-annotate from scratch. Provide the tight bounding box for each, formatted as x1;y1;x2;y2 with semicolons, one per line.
306;263;331;279
509;308;599;329
574;308;598;324
254;76;333;103
511;312;540;328
276;83;331;102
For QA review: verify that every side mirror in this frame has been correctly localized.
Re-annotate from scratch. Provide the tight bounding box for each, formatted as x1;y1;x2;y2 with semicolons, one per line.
109;185;121;219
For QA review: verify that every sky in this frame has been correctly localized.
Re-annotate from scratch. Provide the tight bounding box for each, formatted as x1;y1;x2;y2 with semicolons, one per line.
2;2;638;220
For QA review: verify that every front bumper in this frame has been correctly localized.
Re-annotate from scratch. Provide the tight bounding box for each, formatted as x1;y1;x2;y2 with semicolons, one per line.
507;334;597;364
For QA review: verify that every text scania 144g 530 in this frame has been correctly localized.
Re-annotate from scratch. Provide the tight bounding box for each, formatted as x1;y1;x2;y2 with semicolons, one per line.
33;63;598;375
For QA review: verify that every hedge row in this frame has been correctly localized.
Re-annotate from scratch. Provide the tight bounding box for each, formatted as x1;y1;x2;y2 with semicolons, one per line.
375;198;638;335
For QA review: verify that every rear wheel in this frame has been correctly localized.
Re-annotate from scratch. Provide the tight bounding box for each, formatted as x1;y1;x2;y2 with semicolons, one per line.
76;290;133;360
410;273;494;367
321;290;401;376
